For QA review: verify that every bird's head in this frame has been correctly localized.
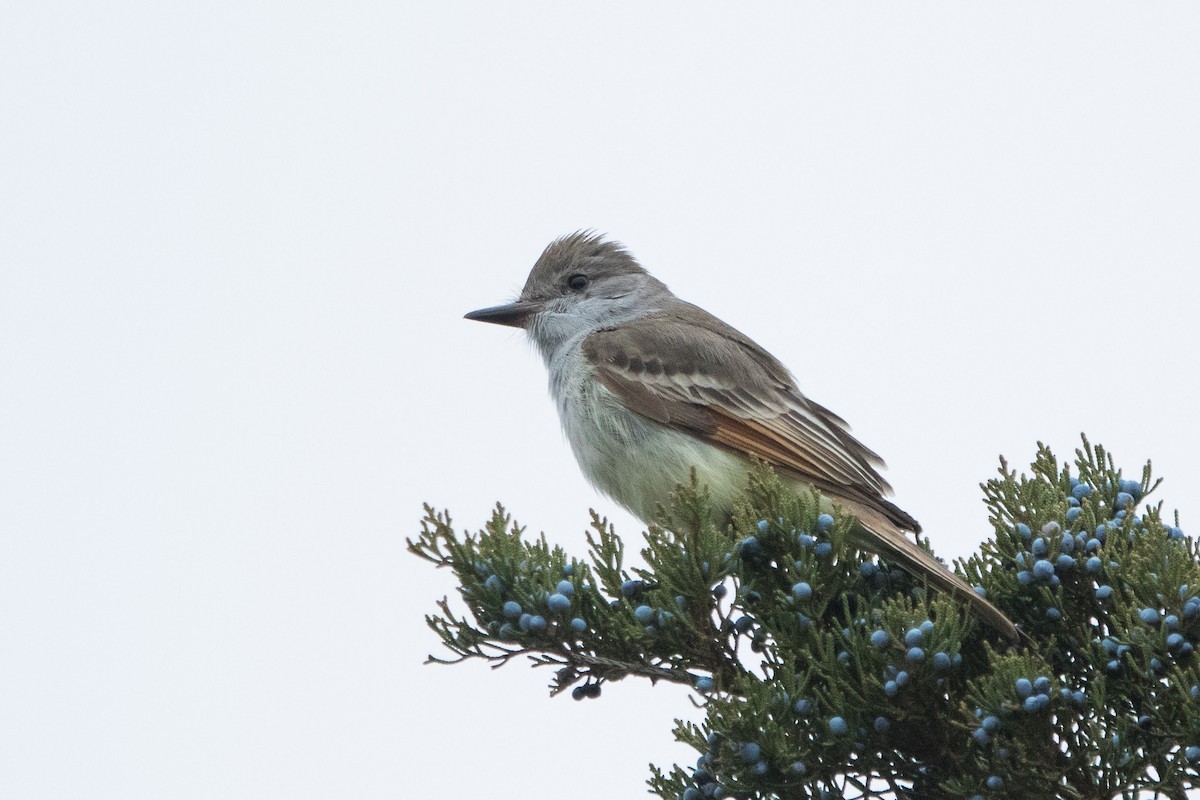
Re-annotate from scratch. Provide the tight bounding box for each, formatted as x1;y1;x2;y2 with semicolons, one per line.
465;232;670;355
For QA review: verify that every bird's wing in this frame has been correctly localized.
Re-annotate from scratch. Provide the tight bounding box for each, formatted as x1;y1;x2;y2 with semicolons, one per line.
582;304;920;532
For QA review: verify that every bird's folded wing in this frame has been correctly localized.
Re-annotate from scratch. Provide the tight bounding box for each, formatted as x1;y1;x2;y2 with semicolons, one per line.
582;305;919;532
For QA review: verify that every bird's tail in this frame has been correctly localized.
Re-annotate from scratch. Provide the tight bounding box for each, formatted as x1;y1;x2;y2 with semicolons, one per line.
845;505;1024;644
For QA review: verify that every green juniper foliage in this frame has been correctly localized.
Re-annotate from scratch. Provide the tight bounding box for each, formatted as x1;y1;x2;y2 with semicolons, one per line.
409;438;1198;800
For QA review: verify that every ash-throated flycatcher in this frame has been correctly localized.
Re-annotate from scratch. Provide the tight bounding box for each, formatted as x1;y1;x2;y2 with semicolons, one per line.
465;232;1020;642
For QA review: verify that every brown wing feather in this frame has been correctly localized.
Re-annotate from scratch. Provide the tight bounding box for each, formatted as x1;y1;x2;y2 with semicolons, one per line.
581;307;1031;640
582;306;921;533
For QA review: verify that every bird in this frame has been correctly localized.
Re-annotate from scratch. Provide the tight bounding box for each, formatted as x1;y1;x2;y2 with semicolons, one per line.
464;231;1021;642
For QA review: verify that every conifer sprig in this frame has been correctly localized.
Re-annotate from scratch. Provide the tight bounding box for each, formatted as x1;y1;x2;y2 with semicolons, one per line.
410;438;1196;799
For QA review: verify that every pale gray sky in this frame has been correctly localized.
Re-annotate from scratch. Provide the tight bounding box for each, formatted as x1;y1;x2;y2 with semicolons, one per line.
2;4;1198;799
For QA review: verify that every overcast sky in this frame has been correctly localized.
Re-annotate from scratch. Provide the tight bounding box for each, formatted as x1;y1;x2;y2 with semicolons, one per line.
2;4;1199;799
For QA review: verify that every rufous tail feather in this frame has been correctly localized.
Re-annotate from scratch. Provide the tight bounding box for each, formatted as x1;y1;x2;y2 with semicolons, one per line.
845;505;1024;644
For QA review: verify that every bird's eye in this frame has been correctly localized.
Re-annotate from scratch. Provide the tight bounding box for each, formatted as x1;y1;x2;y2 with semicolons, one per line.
567;274;588;291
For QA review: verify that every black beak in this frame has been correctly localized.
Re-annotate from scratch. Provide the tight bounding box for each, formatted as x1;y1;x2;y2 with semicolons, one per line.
464;301;541;329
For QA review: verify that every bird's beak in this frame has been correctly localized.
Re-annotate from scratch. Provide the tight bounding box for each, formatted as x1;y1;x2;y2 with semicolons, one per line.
463;301;542;329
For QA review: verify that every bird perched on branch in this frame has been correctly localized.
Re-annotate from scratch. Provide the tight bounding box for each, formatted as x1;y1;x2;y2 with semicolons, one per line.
466;231;1021;642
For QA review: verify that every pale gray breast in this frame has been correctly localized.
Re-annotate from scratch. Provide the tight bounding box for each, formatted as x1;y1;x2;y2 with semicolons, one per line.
546;335;746;521
547;338;639;483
